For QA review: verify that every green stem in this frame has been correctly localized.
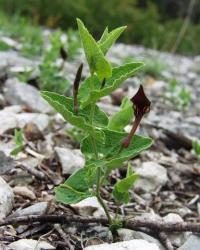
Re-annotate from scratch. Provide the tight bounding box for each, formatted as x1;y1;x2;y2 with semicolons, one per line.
96;167;113;225
90;136;98;159
89;103;95;124
90;103;98;159
89;103;112;225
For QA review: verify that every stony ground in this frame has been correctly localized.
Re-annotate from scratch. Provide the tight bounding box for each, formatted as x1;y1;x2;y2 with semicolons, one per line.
0;35;200;250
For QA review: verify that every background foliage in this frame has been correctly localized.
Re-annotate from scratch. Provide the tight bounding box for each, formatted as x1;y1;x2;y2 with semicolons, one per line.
0;0;199;55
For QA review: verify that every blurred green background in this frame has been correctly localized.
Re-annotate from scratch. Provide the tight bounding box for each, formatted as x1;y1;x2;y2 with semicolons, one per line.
0;0;199;55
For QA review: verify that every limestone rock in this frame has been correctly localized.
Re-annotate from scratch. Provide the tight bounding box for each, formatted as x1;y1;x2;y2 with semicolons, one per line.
0;177;14;219
179;235;200;250
4;78;52;113
134;161;168;192
9;202;48;218
9;239;55;250
71;197;106;217
84;239;160;250
118;229;164;250
55;147;85;174
13;186;36;200
163;213;188;247
0;105;49;134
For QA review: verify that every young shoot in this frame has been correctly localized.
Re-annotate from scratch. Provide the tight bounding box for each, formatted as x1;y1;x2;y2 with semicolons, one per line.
41;19;153;229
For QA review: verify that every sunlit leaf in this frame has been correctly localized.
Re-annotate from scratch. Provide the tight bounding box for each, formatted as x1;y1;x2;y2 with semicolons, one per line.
113;164;138;203
55;170;91;204
77;18;111;80
98;27;109;44
99;26;126;55
10;129;24;156
80;62;144;108
108;97;133;131
81;128;153;173
41;91;108;133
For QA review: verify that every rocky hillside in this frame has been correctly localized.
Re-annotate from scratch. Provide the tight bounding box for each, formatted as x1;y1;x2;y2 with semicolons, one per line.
0;33;200;250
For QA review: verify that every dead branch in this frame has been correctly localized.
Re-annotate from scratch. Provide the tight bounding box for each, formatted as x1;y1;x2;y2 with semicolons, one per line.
1;214;200;233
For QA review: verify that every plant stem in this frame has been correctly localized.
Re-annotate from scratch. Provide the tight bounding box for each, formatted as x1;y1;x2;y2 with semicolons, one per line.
90;136;98;159
96;167;113;225
90;103;98;159
89;103;112;225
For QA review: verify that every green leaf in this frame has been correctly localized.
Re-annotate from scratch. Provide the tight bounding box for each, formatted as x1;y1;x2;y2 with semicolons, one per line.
81;129;153;173
99;26;126;55
126;163;133;177
15;129;23;145
41;91;108;135
105;134;153;173
192;140;200;156
10;129;24;156
108;97;134;131
78;74;101;103
116;167;138;193
55;167;94;204
77;18;111;80
10;145;24;156
98;27;109;44
113;164;138;204
80;103;109;128
80;62;144;108
113;189;130;204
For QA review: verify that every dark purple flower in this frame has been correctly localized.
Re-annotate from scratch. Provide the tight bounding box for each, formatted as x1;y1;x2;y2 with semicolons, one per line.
60;47;68;61
131;85;151;118
122;85;151;148
73;63;83;114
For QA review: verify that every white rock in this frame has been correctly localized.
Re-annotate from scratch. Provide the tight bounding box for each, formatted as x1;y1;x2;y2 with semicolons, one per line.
0;93;5;105
71;197;106;217
84;239;160;250
0;177;14;219
135;212;161;222
0;114;49;136
13;186;36;200
16;113;49;131
20;157;41;169
163;213;188;246
0;36;22;50
117;229;164;250
0;108;17;134
0;51;35;70
163;213;183;223
0;150;16;174
9;65;32;73
1;105;23;114
9;239;55;250
55;147;85;174
179;234;200;250
4;78;52;113
134;161;168;192
0;105;49;134
0;242;10;250
9;202;48;218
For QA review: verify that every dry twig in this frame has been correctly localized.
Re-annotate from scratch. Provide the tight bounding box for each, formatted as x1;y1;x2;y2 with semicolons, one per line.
1;214;200;233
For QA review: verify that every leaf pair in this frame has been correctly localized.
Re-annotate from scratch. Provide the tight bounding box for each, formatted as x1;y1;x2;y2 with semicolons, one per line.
78;62;144;108
77;19;126;81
